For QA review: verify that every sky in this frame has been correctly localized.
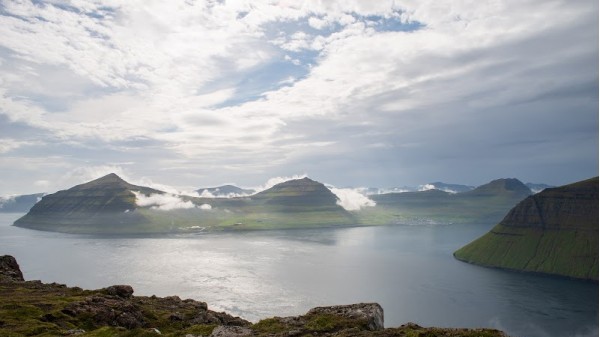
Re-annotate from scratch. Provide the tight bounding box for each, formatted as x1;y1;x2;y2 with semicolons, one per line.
0;0;598;195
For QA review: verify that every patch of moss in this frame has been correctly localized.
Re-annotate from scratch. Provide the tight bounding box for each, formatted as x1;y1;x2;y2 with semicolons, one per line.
304;313;364;332
252;318;288;334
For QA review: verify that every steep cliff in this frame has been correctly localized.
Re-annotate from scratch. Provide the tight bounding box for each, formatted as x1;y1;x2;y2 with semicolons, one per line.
454;177;598;280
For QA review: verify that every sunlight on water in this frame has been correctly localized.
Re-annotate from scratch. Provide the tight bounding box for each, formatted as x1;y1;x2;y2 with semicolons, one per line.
0;213;597;337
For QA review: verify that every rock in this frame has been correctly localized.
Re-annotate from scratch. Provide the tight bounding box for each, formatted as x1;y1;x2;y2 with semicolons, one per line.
63;295;145;329
307;303;384;331
0;255;24;282
209;325;253;337
65;328;86;335
105;285;134;298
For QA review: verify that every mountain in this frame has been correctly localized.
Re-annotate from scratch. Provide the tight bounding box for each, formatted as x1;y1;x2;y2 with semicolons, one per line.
0;193;45;213
365;178;532;225
253;177;339;207
461;178;531;197
197;185;255;197
230;177;355;228
454;177;598;280
14;175;354;234
14;173;163;233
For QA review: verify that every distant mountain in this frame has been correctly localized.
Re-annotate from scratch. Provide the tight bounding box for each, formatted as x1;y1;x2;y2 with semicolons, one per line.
454;177;598;280
14;173;163;233
14;174;354;234
0;193;45;213
366;178;532;225
525;182;554;194
253;177;339;207
461;178;532;197
197;185;255;197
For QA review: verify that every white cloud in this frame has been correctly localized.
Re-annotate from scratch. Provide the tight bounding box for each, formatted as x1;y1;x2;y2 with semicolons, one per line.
0;0;596;194
418;184;436;191
199;203;212;210
133;191;196;211
329;187;376;211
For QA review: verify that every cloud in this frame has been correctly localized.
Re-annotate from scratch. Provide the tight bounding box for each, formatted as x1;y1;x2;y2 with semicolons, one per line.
132;191;196;211
0;0;596;195
329;187;376;211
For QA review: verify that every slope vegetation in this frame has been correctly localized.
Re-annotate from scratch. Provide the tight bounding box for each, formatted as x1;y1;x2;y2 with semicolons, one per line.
454;177;598;280
366;178;532;225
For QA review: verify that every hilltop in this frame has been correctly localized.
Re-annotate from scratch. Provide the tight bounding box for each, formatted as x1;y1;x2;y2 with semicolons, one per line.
454;177;599;280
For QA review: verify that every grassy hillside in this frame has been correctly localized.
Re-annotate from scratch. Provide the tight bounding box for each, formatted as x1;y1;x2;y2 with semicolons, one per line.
454;177;598;280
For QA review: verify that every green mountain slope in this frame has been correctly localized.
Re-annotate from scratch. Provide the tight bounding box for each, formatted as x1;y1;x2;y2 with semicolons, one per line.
365;178;532;225
454;177;599;280
13;174;163;233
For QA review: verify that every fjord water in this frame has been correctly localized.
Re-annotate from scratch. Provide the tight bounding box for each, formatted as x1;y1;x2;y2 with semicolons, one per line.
0;214;596;337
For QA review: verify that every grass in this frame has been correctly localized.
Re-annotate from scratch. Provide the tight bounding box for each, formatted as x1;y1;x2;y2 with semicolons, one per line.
454;224;598;280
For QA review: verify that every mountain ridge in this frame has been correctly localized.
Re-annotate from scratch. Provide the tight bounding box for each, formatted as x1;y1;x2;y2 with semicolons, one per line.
14;174;536;234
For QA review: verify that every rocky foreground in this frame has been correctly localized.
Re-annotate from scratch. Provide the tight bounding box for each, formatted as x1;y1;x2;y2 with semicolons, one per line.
1;255;508;337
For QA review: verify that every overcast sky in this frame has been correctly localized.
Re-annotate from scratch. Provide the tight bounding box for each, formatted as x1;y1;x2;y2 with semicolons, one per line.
0;0;598;195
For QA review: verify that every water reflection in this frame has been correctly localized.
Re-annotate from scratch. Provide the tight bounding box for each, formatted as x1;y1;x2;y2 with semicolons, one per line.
0;213;596;337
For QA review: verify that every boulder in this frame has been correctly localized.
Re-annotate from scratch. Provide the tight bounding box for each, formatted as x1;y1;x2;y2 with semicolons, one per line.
0;255;24;281
209;325;252;337
105;284;134;298
307;303;384;331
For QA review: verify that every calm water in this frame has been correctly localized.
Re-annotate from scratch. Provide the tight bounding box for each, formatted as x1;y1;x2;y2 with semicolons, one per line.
0;213;597;337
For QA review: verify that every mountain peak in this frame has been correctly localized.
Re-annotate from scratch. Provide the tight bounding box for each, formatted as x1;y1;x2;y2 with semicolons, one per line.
72;173;131;190
465;178;531;197
253;177;341;208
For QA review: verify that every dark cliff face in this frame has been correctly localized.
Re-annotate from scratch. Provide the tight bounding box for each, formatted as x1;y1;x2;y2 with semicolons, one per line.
499;177;598;230
454;177;599;280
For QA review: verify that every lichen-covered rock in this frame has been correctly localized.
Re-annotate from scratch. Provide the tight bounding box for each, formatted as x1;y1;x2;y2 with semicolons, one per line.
0;255;24;282
308;303;384;331
210;325;253;337
62;295;146;329
105;284;134;298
